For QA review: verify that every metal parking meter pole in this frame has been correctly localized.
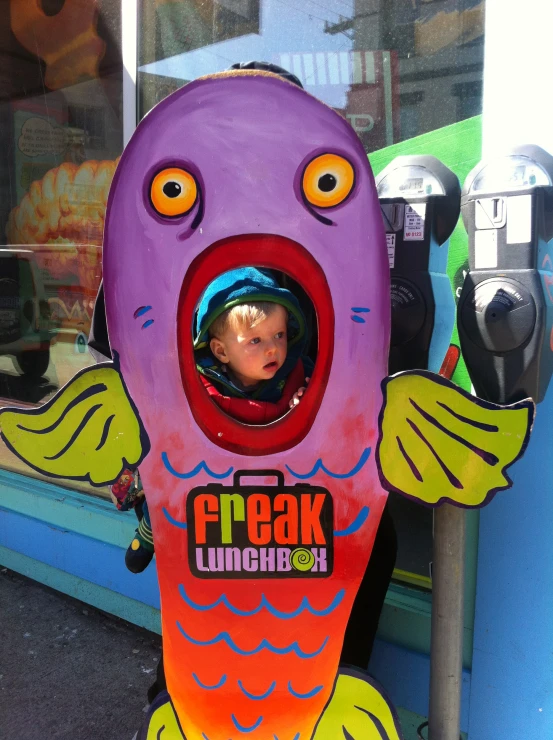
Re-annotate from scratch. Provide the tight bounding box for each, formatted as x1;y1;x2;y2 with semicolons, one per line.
428;503;466;740
375;156;464;740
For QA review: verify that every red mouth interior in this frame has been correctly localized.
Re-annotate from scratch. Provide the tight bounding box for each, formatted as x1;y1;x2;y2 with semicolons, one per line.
177;235;335;456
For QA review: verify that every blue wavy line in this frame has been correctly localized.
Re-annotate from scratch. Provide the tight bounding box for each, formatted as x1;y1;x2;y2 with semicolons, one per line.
231;714;263;733
204;730;301;739
237;680;276;700
178;584;345;619
163;507;187;529
176;622;328;659
204;729;301;739
334;506;370;537
351;307;370;313
192;672;227;690
286;447;371;480
287;681;323;699
162;452;233;480
134;305;152;318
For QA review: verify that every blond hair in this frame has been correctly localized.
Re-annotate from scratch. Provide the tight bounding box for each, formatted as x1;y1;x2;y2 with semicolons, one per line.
209;302;280;338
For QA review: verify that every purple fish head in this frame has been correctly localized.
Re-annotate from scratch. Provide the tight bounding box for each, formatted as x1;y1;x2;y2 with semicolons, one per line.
103;70;390;460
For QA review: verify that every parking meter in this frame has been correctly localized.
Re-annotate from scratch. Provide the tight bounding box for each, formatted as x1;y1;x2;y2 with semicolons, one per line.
457;145;553;404
376;155;461;375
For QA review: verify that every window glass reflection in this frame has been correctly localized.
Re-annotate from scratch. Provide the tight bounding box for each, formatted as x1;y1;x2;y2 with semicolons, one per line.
139;0;484;151
0;0;123;497
0;0;485;573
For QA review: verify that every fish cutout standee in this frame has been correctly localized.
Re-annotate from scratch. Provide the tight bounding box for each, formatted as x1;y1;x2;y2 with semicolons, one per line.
0;71;534;740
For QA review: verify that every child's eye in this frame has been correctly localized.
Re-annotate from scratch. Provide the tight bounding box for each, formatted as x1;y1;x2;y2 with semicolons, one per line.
250;337;261;345
276;332;285;339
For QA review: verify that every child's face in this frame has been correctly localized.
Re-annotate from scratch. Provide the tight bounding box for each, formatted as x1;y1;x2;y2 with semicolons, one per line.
210;304;288;387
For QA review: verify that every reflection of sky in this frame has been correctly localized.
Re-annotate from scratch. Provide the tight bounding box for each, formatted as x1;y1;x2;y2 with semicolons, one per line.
139;0;355;108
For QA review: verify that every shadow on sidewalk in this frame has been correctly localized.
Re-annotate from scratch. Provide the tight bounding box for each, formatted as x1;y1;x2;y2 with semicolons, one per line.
0;568;162;740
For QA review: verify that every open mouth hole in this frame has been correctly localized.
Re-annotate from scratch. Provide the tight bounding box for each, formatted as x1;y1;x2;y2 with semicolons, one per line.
193;269;319;425
177;235;334;456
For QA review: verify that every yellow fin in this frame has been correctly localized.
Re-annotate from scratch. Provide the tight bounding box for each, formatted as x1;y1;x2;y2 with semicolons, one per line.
144;697;184;739
377;370;534;508
0;362;149;486
314;670;403;739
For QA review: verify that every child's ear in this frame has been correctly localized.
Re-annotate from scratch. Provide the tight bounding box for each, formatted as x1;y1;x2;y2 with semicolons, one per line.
210;337;229;364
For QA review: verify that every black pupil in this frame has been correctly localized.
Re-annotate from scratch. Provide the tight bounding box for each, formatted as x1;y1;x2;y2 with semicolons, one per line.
163;181;182;198
41;0;65;15
318;174;337;192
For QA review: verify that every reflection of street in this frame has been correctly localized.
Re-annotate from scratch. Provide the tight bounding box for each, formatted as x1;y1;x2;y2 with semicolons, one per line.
0;342;93;404
0;344;110;498
0;369;56;405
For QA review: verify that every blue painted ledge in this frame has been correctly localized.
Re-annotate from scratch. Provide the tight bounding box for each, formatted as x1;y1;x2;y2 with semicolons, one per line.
0;504;160;607
0;468;160;613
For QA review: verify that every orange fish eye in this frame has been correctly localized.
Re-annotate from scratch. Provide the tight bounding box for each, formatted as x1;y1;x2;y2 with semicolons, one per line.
302;153;355;209
150;167;198;217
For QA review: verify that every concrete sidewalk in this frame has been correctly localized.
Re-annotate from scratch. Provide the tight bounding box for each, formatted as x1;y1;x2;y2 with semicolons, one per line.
0;568;432;740
0;567;162;740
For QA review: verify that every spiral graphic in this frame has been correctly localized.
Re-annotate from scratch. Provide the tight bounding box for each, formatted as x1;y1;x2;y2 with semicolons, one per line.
290;548;315;572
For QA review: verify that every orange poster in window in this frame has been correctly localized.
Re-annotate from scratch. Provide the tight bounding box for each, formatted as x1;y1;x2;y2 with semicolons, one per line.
5;159;118;337
10;0;106;90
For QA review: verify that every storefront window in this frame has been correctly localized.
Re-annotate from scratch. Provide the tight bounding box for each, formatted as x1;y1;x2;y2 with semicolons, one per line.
137;0;485;585
0;0;485;580
0;0;123;498
138;0;484;149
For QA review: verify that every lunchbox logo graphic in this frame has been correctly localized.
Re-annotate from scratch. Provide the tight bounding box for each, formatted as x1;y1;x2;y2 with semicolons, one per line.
187;470;334;579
